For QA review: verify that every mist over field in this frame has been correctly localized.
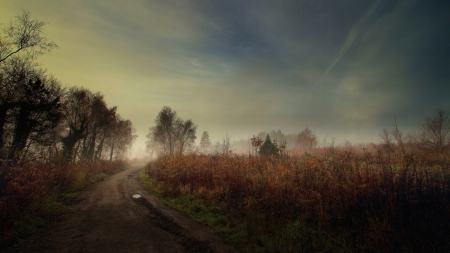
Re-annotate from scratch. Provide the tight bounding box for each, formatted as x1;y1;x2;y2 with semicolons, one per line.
2;0;449;159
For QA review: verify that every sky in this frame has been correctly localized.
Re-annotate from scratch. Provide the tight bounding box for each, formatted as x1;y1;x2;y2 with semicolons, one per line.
1;0;449;156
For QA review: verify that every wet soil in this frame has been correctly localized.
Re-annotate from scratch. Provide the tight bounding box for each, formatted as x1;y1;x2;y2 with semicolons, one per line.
4;164;240;253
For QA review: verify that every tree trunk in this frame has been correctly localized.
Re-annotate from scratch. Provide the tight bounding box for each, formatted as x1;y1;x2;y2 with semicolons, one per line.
95;137;105;161
0;105;9;159
8;105;32;162
109;140;115;162
87;127;97;161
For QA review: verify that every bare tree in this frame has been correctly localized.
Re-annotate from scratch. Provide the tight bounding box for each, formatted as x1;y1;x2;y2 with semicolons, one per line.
268;130;286;144
211;134;232;156
379;128;394;153
391;119;406;156
278;139;288;157
146;127;159;160
108;118;136;160
295;128;317;155
0;11;57;63
419;109;450;161
221;133;232;155
149;106;196;156
321;135;337;160
152;106;177;155
174;119;196;155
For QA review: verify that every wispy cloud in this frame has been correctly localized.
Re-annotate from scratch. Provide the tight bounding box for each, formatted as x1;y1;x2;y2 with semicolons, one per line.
312;0;382;90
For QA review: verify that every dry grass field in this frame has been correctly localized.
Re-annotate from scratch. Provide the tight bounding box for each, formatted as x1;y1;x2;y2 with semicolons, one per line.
144;150;450;252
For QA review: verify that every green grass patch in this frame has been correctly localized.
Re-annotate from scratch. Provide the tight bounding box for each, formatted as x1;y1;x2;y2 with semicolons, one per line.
139;171;275;252
70;171;89;191
70;171;113;191
137;177;282;252
12;191;72;241
92;172;108;182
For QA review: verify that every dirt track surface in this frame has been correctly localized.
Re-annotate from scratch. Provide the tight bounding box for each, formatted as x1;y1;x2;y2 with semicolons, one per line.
5;165;240;253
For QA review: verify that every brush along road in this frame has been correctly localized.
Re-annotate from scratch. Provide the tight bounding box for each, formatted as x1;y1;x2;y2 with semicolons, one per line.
6;164;239;253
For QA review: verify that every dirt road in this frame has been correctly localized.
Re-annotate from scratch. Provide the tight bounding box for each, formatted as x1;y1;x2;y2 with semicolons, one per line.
5;165;240;253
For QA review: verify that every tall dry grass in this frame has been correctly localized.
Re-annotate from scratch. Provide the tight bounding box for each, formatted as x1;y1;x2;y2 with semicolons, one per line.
145;151;450;252
0;159;126;247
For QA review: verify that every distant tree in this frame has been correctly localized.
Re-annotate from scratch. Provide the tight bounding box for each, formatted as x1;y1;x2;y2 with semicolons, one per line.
295;128;317;154
278;139;288;157
259;135;279;157
268;129;286;144
419;109;450;161
321;135;337;159
379;128;394;153
146;126;158;159
108;118;136;160
174;118;196;155
256;131;267;140
391;119;406;156
211;134;232;156
199;131;211;153
222;134;232;155
250;135;263;156
0;11;57;63
152;106;177;155
149;106;196;156
212;141;221;155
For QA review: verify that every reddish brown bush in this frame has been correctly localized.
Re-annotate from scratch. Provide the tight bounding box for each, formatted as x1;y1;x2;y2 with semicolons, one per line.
146;151;450;252
0;159;126;247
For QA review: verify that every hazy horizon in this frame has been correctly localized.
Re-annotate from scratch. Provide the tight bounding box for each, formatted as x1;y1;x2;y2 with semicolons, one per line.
2;0;449;158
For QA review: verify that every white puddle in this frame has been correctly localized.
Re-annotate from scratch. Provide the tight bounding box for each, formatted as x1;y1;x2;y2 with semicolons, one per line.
132;194;142;199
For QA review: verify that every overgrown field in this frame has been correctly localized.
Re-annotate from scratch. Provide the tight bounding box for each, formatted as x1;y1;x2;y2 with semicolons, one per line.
143;152;450;252
0;160;127;248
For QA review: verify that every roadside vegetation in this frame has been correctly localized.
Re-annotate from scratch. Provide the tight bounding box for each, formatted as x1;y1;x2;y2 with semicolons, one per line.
1;160;127;247
0;11;135;248
141;109;450;252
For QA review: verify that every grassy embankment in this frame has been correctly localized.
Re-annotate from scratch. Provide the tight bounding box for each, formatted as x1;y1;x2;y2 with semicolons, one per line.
140;152;450;252
0;160;127;248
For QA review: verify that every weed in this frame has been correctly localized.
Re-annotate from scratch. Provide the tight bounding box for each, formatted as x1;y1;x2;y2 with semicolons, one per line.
142;151;450;252
0;159;127;248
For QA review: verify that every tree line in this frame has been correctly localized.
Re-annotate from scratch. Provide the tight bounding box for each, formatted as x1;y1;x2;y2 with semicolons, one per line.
146;107;450;162
0;11;136;165
145;108;319;158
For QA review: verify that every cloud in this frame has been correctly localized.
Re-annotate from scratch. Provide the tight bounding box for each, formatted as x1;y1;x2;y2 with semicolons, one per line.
313;0;382;89
2;0;449;148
